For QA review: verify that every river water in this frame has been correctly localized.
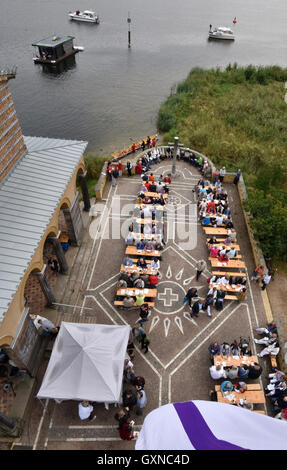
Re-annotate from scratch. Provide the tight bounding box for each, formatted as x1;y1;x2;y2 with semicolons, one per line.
1;0;286;153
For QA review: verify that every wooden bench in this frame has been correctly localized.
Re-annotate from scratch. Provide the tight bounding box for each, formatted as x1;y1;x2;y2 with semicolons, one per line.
254;410;266;415
144;192;168;198
203;227;229;236
225;294;240;301
215;384;261;392
114;300;155;308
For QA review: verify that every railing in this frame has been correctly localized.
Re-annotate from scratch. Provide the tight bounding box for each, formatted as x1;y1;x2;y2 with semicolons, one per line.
0;67;17;79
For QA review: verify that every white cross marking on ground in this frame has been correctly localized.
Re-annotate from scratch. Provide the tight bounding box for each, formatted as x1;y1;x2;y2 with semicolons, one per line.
158;288;178;307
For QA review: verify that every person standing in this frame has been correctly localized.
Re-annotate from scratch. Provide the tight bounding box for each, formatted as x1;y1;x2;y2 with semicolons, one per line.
196;259;206;281
118;160;123;177
78;401;96;421
126;161;132;177
261;272;272;290
135;389;147;415
191;300;202;318
219;167;226;183
233;169;241;185
140;333;150;354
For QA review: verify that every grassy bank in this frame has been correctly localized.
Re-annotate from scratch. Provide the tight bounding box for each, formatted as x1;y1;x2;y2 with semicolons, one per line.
158;65;287;260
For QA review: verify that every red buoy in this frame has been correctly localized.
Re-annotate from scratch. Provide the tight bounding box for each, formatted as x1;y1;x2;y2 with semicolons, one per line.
233;17;237;24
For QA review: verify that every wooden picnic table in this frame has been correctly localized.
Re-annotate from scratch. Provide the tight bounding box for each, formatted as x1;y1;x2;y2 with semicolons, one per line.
203;227;229;235
210;259;246;270
125;246;161;258
135;204;164;210
120;264;158;275
116;288;157;298
216;390;265;405
133;218;163;225
213;355;258;368
144;192;168;198
215;384;261;392
131;233;163;240
209;282;245;294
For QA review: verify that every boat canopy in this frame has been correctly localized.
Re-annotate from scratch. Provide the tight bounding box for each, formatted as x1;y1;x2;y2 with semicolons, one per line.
32;36;75;48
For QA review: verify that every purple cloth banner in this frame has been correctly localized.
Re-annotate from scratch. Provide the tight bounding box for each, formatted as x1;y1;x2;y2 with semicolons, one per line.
173;401;247;450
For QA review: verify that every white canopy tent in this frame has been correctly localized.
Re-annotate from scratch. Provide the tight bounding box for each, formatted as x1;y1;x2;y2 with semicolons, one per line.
37;322;130;403
136;400;287;450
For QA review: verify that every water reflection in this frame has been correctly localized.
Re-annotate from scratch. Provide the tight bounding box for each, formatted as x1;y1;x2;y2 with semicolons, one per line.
40;55;76;76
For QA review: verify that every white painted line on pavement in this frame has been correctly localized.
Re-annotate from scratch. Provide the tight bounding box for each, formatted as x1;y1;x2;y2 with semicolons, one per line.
33;399;49;450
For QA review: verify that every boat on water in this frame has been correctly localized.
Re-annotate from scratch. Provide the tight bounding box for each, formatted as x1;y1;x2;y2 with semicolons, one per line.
69;10;100;23
208;26;235;41
32;35;84;65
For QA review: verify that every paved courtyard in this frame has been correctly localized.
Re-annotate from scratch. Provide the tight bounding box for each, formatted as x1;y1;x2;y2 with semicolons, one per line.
17;160;271;450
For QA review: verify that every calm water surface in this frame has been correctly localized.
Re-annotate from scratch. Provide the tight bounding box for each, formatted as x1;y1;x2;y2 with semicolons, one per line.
1;0;286;153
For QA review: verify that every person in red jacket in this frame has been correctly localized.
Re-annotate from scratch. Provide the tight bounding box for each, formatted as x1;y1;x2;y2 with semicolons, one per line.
148;274;159;287
218;253;228;262
207;201;216;214
132;143;136;153
118;160;123;177
136;161;142;174
163;175;171;184
145;181;151;191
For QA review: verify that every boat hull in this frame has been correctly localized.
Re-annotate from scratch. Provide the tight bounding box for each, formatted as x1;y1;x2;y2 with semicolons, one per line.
69;14;99;23
208;35;235;41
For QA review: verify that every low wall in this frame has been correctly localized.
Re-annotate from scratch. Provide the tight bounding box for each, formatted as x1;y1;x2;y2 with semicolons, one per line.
95;161;108;200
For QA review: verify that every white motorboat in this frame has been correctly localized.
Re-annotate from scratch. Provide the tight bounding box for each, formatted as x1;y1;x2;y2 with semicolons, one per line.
69;10;100;23
208;26;235;41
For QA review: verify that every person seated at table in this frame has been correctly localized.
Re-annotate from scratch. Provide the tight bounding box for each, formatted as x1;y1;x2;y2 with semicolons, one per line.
208;341;221;363
143;195;152;204
218;246;227;258
197;177;205;188
137;257;147;269
234;382;247;393
118;279;128;289
120;270;133;286
149;182;157;193
210;245;219;258
273;394;287;413
215;215;224;226
238;337;250;355
147;273;159;288
143;224;152;235
227;247;237;260
136;240;145;250
224;236;232;245
139;183;148;193
125;232;135;246
134;278;145;289
207;235;217;246
228;228;237;242
220;381;234;393
220;342;231;357
209;364;227;380
230;340;240;356
207;200;216;214
148;173;155;182
258;342;280;358
202;215;211;226
254;332;278;347
123;256;134;266
237;365;250;379
255;322;277;336
135;293;145;307
144;241;154;252
223;216;233;229
218;189;228;201
218;252;228;263
247;363;262;379
226;365;239;380
150;258;160;270
123;294;135;308
265;378;287;397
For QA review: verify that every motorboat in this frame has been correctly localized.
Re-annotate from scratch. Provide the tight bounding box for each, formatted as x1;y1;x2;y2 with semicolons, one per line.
208;26;235;41
69;10;100;23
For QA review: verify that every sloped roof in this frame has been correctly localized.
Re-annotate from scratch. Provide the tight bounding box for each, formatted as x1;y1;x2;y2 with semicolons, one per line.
0;136;88;322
